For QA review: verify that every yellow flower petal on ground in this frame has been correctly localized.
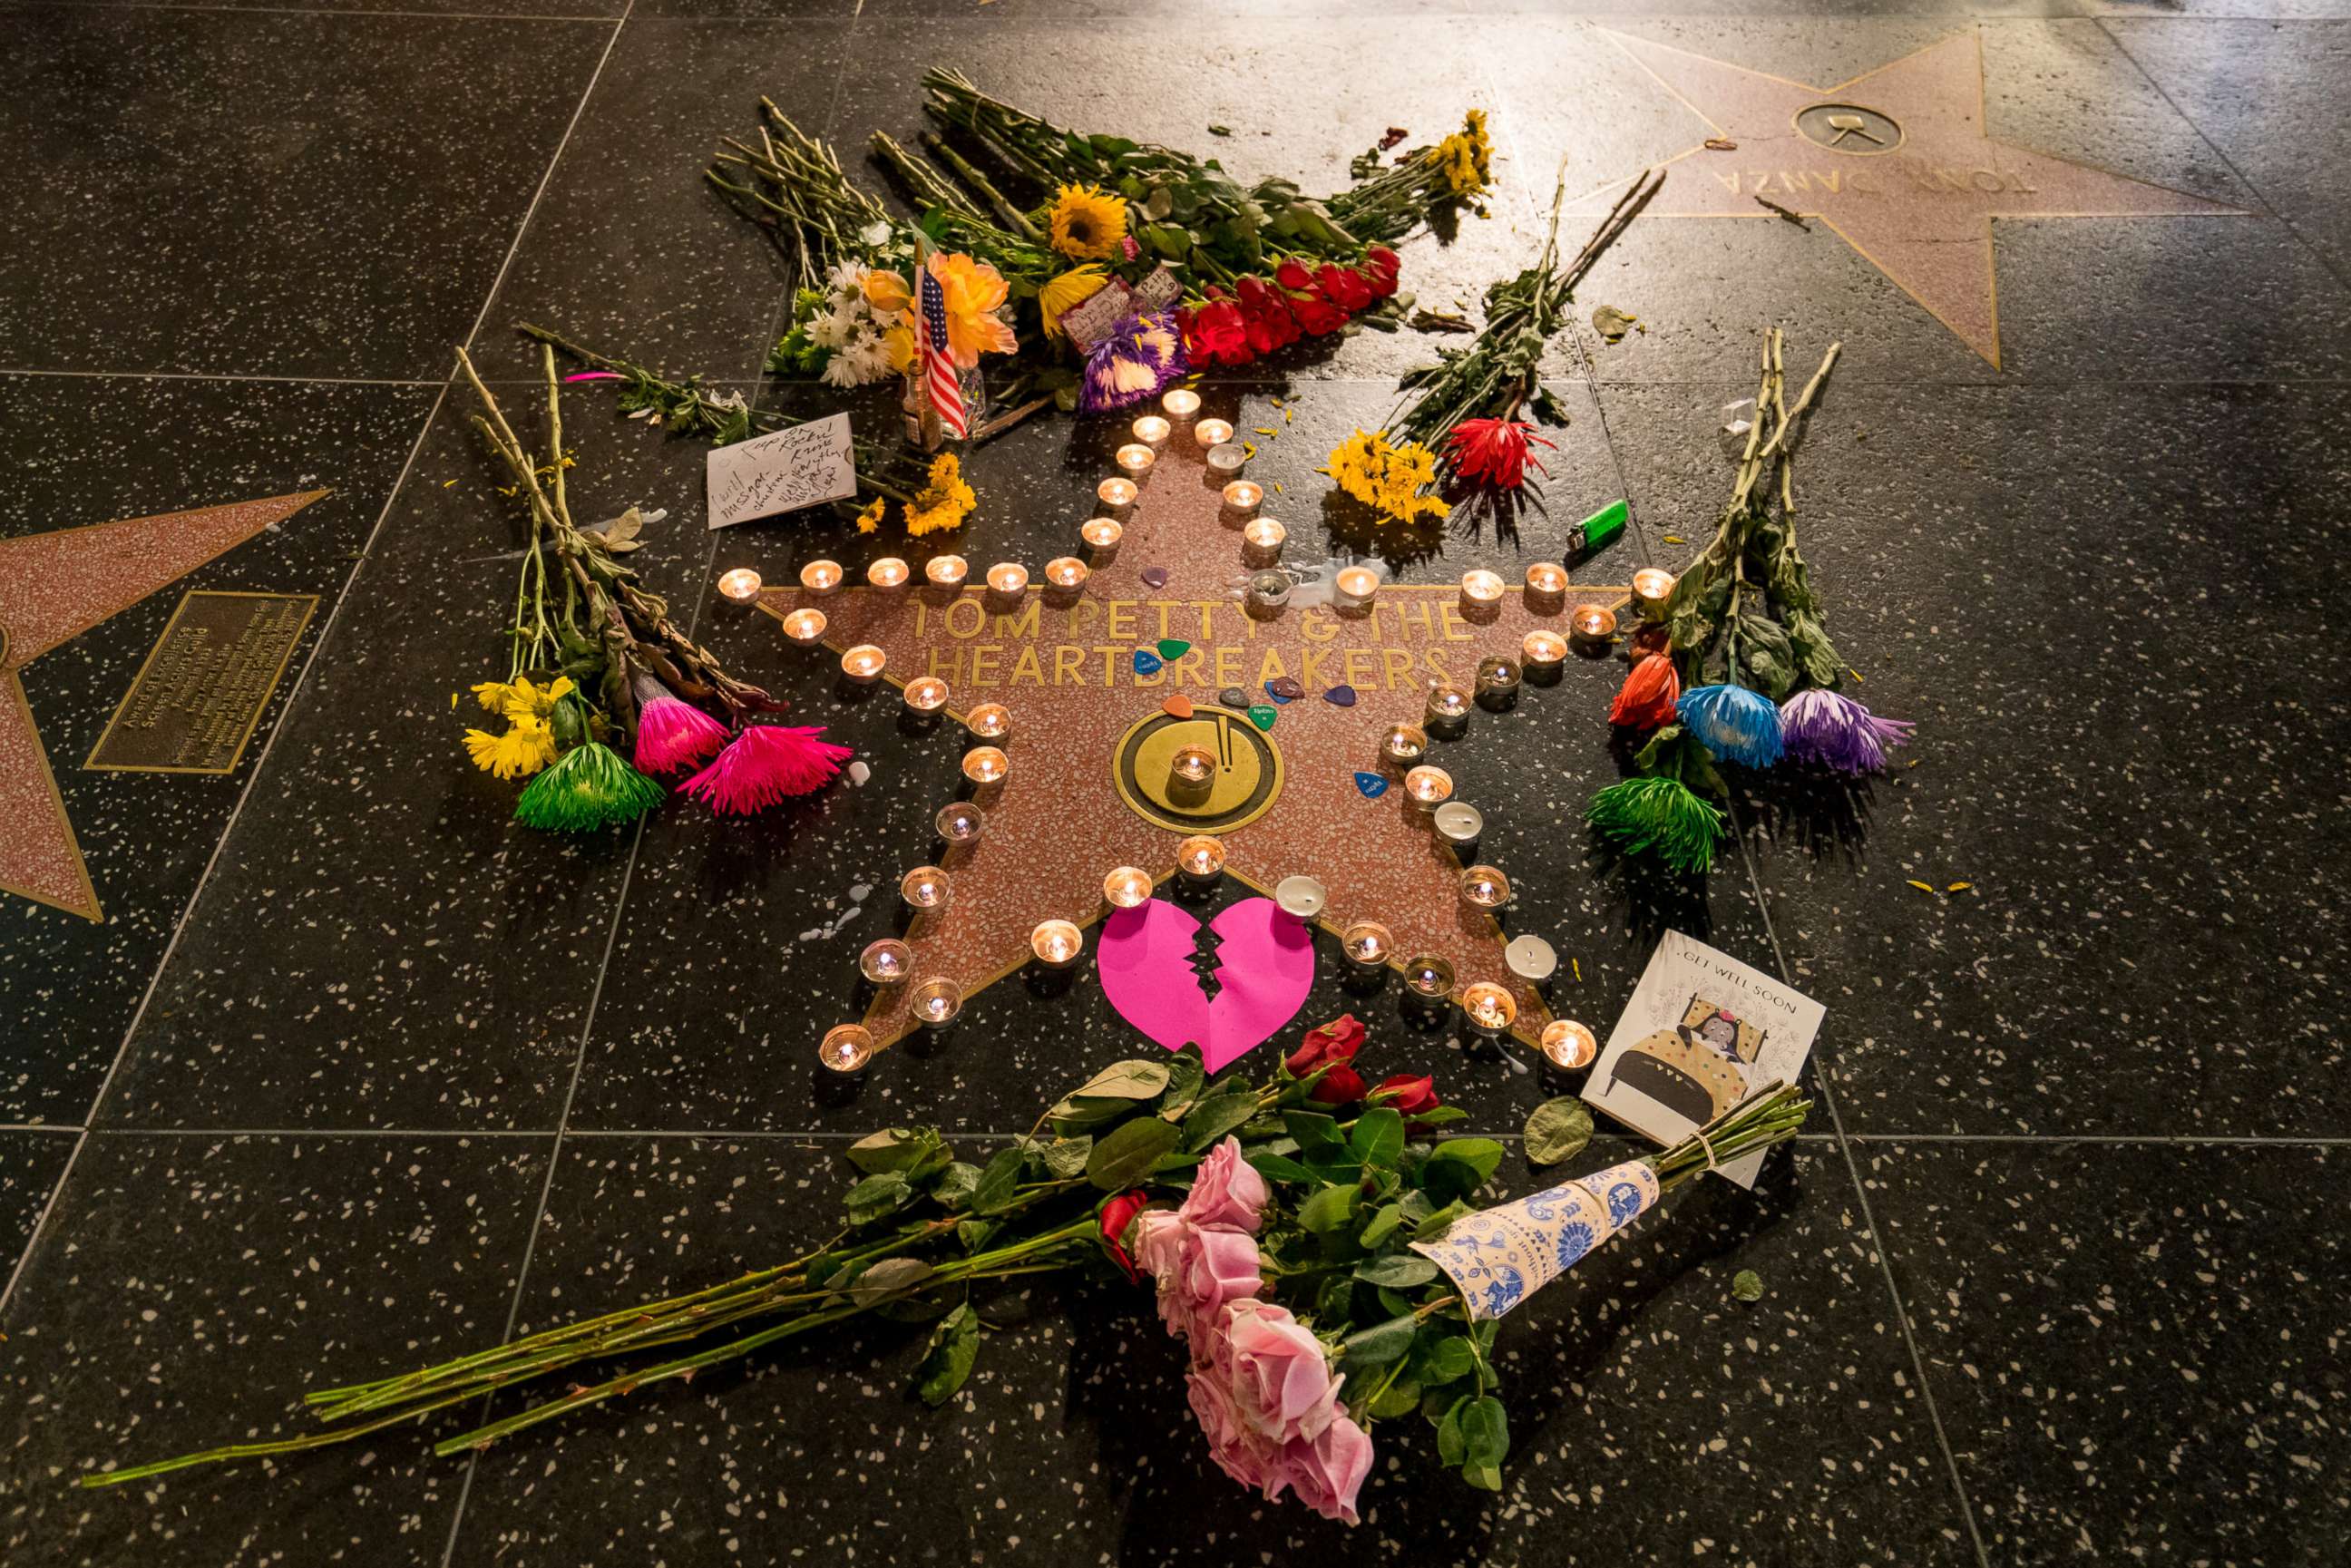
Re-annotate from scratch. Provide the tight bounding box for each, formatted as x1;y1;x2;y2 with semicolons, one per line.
1046;184;1127;263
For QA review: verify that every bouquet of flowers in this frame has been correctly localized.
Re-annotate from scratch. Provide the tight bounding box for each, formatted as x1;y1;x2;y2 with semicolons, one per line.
453;346;852;830
79;1015;1810;1522
1320;167;1659;524
1589;329;1914;872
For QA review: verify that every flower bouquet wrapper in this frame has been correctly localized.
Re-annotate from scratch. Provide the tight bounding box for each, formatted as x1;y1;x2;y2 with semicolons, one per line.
1410;1161;1661;1320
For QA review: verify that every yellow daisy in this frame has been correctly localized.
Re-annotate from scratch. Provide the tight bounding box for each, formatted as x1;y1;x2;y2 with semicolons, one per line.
1322;429;1450;526
464;717;557;780
853;496;886;535
1046;184;1127;263
903;453;976;538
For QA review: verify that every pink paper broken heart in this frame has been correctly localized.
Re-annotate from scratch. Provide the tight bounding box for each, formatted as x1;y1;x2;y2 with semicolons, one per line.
1097;896;1316;1072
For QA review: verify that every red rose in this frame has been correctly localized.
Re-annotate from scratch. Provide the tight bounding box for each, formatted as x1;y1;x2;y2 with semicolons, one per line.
1243;298;1300;356
1370;1073;1439;1115
1098;1190;1151;1283
1290;294;1350;336
1315;264;1374;314
1274;258;1314;293
1286;1012;1365;1076
1610;654;1682;730
1362;246;1401;297
1186;298;1250;365
1235;276;1272;309
1311;1065;1368;1106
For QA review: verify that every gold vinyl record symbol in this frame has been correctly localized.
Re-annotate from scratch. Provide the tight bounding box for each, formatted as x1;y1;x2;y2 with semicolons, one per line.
1113;706;1284;834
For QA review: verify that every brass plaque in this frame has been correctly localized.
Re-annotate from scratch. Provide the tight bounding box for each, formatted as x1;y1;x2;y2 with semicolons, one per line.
85;590;317;774
1112;705;1283;834
1793;102;1903;156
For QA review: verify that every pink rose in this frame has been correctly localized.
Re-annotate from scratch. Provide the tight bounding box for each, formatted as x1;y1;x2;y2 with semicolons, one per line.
1185;1367;1272;1492
1179;1137;1269;1233
1137;1215;1262;1348
1264;1412;1373;1524
1214;1300;1342;1445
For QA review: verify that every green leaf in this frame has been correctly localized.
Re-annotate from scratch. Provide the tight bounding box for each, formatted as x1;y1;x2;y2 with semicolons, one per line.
1414;1333;1476;1387
1340;1313;1417;1367
1087;1117;1181;1190
1410;1198;1468;1239
969;1147;1026;1216
1283;1111;1345;1154
913;1303;980;1407
1359;1202;1403;1250
1350;1108;1405;1171
1317;1274;1357;1322
1244;1151;1315;1183
1463;1462;1503;1492
1071;1059;1171;1101
1524;1098;1595;1166
955;1219;997;1252
844;1171;915;1225
1206;123;1233;137
1459;1395;1510;1470
933;1161;982;1209
1422;1137;1507;1200
1436;1398;1468;1465
1367;1378;1422;1419
1297;1183;1360;1233
1158;1052;1205;1114
1183;1091;1261;1152
1035;1137;1093;1180
1413;1105;1469;1127
1731;1269;1764;1303
847;1128;930;1174
850;1256;934;1308
1353;1254;1439;1290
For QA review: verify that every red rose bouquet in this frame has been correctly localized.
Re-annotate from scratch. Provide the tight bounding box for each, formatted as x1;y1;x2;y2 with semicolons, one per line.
81;1018;1808;1521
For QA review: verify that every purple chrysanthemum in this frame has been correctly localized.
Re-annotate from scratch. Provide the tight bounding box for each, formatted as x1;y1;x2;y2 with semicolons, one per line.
1078;310;1189;414
1778;688;1914;775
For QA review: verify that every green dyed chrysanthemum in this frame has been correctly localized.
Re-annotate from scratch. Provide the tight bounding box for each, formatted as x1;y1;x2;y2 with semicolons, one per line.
1586;776;1727;875
513;741;663;833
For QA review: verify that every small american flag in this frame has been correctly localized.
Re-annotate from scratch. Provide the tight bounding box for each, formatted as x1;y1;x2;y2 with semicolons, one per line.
917;264;968;440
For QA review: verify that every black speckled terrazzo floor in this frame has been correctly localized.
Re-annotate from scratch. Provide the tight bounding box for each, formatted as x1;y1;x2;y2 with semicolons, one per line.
4;2;2347;1563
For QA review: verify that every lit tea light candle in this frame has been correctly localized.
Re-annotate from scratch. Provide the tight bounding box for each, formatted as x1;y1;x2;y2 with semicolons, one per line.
935;801;985;845
1221;480;1263;522
858;939;912;987
799;560;844;595
1334;565;1379;610
965;702;1011;741
1433;802;1484;849
985;561;1029;598
1424;682;1473;727
900;864;951;912
819;1023;875;1075
1274;875;1328;920
1460;981;1517;1036
1570;602;1618;645
1524;561;1568;609
1097;476;1138;512
1247;570;1292;614
1380;723;1429;768
925;554;970;589
902;675;950;714
1176;834;1226;883
1458;863;1512;911
1522;628;1567;670
1080;517;1124;555
1169;745;1216;788
1132;414;1172;448
1539;1018;1598;1071
1476;656;1522;700
1030;919;1084;969
1241;516;1285;567
1044;556;1088;592
867;557;910;590
1205;443;1248;478
909;977;963;1029
961;745;1009;786
780;607;827;647
1162;388;1202;420
1341;920;1393;969
1403;952;1455;999
1195;417;1234;448
1632;567;1676;618
1403;765;1454;812
1103;865;1155;909
717;567;763;604
1506;934;1558;983
841;644;887;684
1459;569;1507;611
1116;443;1156;477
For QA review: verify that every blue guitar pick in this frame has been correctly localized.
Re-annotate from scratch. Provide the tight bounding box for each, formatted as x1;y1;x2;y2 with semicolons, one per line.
1354;771;1390;799
1133;649;1163;675
1323;684;1359;708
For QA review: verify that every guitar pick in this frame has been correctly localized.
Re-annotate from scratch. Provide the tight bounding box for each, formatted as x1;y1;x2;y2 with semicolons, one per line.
1265;677;1303;703
1218;687;1253;709
1140;567;1172;589
1156;638;1192;660
1247;705;1277;732
1134;649;1164;676
1163;693;1195;719
1323;684;1359;707
1354;771;1390;799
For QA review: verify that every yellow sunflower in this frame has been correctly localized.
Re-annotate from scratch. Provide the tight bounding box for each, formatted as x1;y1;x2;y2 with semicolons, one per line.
1047;184;1127;262
902;453;976;537
1039;266;1110;342
1434;109;1494;198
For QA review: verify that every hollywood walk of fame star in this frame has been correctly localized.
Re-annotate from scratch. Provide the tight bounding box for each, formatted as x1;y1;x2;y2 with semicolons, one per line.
1575;28;2245;365
761;435;1627;1056
0;490;327;920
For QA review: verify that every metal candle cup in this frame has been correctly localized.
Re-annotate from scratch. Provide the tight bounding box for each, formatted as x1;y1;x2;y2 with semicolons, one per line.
781;608;827;648
1205;443;1248;479
866;557;910;590
902;675;950;714
1539;1018;1598;1071
1080;517;1124;558
1247;571;1292;615
961;745;1009;786
1522;628;1567;670
1460;981;1517;1036
717;567;763;605
799;560;844;595
841;644;886;684
1176;834;1226;883
1380;723;1429;769
1458;863;1511;911
1402;952;1455;999
925;555;970;589
1131;414;1172;448
1334;565;1379;612
1460;569;1507;613
1632;568;1676;618
1523;561;1567;612
1161;388;1202;420
964;703;1011;742
1103;865;1154;909
1168;745;1216;794
1097;477;1138;513
1194;418;1234;449
1221;480;1264;524
985;562;1029;599
1476;657;1522;702
1505;934;1558;984
1341;920;1393;969
1569;603;1618;646
1241;516;1285;567
1403;765;1454;812
858;940;912;986
1044;556;1088;597
819;1024;875;1075
1274;875;1328;919
900;864;951;912
1432;802;1483;850
909;978;963;1028
1424;682;1472;729
1115;443;1156;477
935;801;984;845
1030;920;1083;969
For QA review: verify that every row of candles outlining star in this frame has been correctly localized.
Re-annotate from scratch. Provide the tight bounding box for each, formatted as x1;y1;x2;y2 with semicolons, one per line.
798;385;1660;1079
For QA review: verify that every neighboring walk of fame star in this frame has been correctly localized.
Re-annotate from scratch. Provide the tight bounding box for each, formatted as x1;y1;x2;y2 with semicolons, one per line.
1578;28;2245;366
763;440;1627;1057
0;490;327;920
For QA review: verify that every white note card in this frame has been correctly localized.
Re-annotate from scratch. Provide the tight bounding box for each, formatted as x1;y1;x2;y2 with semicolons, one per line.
704;414;857;530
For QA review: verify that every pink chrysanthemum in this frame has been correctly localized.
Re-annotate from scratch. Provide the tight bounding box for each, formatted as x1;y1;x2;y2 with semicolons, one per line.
680;724;852;814
630;676;728;774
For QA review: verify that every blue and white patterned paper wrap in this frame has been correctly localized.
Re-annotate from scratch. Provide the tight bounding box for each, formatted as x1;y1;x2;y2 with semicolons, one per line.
1409;1161;1663;1320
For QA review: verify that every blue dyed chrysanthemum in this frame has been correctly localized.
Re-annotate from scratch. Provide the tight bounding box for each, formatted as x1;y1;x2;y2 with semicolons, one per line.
1676;684;1783;768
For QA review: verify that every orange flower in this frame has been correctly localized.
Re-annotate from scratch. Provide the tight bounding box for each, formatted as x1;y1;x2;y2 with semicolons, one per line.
926;252;1018;367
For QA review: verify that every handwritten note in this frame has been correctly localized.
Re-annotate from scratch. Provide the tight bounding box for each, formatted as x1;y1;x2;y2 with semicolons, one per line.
705;414;856;529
